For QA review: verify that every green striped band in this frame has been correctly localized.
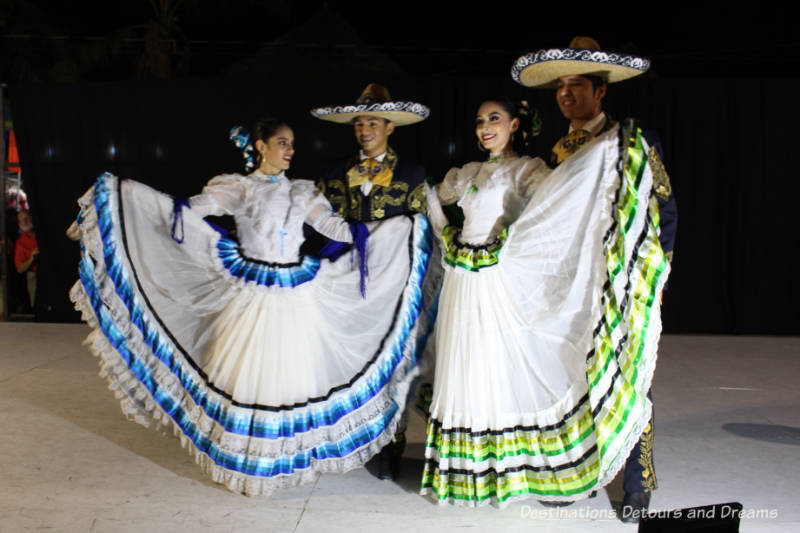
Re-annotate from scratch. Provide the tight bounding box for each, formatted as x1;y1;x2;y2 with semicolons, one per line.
441;226;507;271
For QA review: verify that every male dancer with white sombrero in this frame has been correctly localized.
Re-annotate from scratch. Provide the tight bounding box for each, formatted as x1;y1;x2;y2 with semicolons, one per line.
310;83;428;224
309;83;430;481
512;37;677;523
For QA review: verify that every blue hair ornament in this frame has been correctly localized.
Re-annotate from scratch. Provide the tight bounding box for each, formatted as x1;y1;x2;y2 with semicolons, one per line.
229;125;256;172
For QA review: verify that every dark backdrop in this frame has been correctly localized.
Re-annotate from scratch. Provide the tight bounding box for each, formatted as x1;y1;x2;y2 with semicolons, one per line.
8;76;800;334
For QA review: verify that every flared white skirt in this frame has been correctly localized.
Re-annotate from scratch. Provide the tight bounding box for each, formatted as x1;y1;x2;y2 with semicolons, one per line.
421;125;669;506
70;174;437;495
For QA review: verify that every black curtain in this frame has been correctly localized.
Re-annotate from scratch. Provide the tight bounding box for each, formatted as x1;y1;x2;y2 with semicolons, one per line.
8;76;800;333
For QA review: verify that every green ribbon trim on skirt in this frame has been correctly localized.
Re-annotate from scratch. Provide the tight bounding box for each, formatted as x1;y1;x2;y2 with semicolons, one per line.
441;226;508;271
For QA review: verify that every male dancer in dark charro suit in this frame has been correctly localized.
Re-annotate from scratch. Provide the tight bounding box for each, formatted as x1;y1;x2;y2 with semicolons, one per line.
308;83;429;480
512;37;677;523
311;84;427;225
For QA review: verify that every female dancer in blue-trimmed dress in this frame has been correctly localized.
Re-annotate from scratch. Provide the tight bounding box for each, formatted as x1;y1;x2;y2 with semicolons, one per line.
69;117;434;495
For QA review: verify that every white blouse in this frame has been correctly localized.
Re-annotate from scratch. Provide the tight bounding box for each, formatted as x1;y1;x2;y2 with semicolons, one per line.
430;155;550;244
189;170;351;263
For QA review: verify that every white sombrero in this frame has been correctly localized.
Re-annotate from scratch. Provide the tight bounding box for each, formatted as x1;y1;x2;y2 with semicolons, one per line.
511;36;650;89
310;83;429;126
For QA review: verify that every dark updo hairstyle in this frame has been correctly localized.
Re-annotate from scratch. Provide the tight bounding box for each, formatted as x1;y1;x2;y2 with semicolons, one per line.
252;116;290;165
479;96;540;157
229;116;291;172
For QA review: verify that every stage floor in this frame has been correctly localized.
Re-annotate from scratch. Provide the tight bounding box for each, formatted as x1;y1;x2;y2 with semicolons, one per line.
1;323;797;532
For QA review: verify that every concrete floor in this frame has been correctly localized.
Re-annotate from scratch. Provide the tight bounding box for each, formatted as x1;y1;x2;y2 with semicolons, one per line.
0;323;798;532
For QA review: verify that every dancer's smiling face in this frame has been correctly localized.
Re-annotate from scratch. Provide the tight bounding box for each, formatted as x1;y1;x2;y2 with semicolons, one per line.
555;75;606;127
256;125;294;175
353;115;395;157
475;101;519;156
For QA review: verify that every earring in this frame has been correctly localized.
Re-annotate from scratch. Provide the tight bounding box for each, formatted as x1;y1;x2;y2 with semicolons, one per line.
477;139;486;152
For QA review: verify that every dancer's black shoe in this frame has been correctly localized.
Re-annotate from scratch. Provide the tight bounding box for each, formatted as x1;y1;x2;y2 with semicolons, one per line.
620;491;651;523
376;432;406;480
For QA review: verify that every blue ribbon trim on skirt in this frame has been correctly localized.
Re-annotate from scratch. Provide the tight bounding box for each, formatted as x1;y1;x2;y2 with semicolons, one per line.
75;174;433;478
217;237;320;288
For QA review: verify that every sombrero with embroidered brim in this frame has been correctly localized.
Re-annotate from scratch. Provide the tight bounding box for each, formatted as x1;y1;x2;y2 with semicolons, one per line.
311;83;429;126
511;36;650;89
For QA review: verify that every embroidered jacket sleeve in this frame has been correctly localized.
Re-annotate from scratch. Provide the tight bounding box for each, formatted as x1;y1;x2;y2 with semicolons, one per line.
315;161;349;219
188;174;245;217
643;129;677;262
402;161;428;215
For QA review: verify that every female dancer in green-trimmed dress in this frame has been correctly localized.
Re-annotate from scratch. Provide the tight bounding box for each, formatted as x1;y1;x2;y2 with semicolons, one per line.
421;97;669;506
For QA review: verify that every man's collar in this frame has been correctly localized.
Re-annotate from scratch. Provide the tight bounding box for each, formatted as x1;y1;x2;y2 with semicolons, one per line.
348;146;398;176
568;112;607;136
359;150;387;161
